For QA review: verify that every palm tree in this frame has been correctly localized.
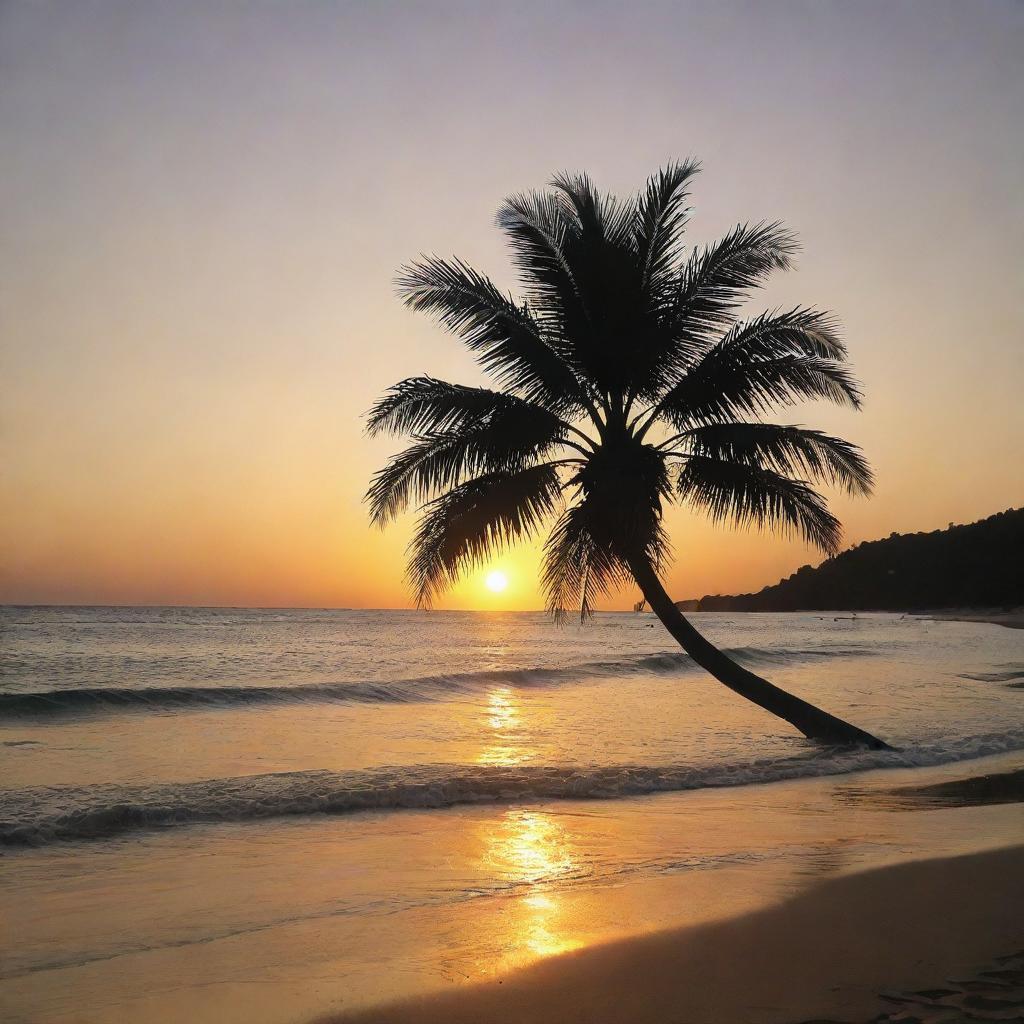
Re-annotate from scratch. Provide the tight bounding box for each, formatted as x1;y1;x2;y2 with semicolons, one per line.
365;161;888;749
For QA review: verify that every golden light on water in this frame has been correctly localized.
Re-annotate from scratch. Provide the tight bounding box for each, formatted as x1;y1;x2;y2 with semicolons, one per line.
473;683;584;962
477;686;529;766
481;808;584;961
486;687;517;731
498;810;576;883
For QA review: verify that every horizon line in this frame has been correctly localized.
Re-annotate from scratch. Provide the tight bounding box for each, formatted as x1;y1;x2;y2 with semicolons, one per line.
0;602;638;614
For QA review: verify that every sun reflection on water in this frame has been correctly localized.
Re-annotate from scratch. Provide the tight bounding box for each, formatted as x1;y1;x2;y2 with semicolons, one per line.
482;808;585;961
498;810;576;882
473;684;583;961
487;687;517;732
477;686;531;766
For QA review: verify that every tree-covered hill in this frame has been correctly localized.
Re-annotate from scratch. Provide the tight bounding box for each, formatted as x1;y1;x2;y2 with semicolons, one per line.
688;508;1023;612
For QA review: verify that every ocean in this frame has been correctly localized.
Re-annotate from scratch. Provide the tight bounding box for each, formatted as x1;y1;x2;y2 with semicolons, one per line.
2;606;1023;1022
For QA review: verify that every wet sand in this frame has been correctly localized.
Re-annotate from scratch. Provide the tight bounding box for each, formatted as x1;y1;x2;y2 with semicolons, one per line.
333;845;1024;1024
7;752;1023;1024
887;766;1024;807
919;608;1024;629
834;948;1024;1024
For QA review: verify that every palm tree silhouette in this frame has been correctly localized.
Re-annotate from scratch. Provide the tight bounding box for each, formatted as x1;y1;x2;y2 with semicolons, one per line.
366;162;888;749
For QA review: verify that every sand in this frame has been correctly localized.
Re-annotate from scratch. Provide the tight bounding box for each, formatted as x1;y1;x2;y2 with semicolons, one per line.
852;950;1024;1024
330;844;1024;1024
887;767;1024;807
919;608;1024;629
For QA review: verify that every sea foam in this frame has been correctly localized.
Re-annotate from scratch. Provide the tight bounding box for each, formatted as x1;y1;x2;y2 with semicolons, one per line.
3;726;1022;846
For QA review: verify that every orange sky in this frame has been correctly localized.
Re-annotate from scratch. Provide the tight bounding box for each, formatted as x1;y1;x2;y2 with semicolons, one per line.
2;2;1022;610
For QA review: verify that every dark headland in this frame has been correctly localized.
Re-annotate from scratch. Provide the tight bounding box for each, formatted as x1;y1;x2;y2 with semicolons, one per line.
678;507;1023;614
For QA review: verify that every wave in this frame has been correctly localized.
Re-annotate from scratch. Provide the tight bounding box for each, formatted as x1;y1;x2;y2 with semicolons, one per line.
959;666;1024;685
4;727;1023;847
0;645;873;719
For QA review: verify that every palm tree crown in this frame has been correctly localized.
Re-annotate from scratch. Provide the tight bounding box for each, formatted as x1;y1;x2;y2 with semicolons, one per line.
366;161;872;620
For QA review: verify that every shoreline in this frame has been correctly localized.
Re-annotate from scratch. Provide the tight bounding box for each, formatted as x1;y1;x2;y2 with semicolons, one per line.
5;753;1023;1024
917;608;1024;629
5;608;1022;1024
333;844;1024;1024
670;606;1024;629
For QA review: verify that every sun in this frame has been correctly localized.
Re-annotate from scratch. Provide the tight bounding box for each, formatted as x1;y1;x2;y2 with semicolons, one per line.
485;570;509;593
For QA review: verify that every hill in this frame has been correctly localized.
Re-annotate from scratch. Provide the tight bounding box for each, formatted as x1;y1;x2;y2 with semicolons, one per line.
686;508;1024;612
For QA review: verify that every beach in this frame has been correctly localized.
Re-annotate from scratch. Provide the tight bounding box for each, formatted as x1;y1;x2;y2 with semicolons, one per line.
2;607;1023;1023
5;2;1022;1021
920;609;1024;630
3;753;1022;1024
338;843;1024;1024
335;767;1024;1024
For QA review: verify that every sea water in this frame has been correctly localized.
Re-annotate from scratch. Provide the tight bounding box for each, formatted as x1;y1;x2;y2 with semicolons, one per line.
1;607;1022;1022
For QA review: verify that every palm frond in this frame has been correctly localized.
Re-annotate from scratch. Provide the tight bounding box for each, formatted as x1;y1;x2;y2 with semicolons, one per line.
540;174;659;397
677;455;843;553
407;464;562;606
720;306;848;359
550;171;636;251
657;222;800;370
541;501;635;622
501;177;659;399
366;401;568;524
365;376;563;438
620;222;800;407
497;187;606;392
496;191;588;347
635;159;701;290
681;423;873;495
543;442;672;620
395;256;590;415
648;308;861;431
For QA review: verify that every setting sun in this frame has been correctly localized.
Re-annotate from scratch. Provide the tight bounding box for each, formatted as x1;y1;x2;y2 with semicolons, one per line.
4;7;1023;1024
485;570;509;593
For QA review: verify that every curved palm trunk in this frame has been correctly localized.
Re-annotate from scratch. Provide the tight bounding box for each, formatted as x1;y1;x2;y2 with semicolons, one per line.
626;554;891;749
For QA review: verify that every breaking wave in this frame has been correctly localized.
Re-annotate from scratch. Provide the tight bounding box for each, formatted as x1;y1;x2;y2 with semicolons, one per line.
959;666;1024;686
0;645;873;718
4;726;1022;846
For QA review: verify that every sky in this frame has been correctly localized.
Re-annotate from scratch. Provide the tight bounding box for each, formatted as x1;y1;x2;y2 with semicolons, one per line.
2;0;1022;610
